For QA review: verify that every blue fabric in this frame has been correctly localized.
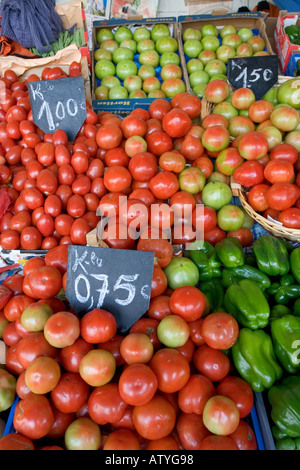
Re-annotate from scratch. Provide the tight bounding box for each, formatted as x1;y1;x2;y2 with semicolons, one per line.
273;0;300;12
0;0;69;53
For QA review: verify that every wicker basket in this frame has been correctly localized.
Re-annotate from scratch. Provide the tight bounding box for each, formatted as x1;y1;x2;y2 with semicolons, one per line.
200;75;294;121
231;178;300;242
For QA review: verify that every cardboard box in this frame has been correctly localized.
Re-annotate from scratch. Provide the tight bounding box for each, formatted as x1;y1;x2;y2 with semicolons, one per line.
285;50;300;77
265;15;277;55
178;12;275;95
92;17;182;115
274;10;300;74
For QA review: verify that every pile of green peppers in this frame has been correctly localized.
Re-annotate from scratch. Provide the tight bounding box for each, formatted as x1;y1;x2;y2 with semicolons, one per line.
185;235;300;448
285;24;300;45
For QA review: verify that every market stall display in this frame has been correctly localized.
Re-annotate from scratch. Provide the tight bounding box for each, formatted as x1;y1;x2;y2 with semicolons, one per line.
0;7;300;452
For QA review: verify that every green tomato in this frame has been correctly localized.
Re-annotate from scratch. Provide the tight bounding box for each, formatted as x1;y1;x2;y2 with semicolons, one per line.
139;50;160;68
263;86;278;106
277;78;300;109
157;315;190;348
65;418;102;451
183;39;203;58
237;27;253;42
134;27;151;42
179;167;206;194
156;37;178;54
204;59;227;77
137;39;155;53
116;60;138;81
187;58;203;74
160;52;180;67
95;86;109;100
193;83;207;98
189;70;209;87
108;86;128;99
202;181;232;210
100;39;119;54
241;207;254;229
123;75;142;93
120;39;137;54
220;25;237;39
209;74;228;82
164;256;199;290
115;26;133;43
217;204;245;231
96;28;114;44
112;47;134;64
138;64;156;80
101;75;121;89
21;303;53;332
151;24;170;41
198;50;216;65
148;90;166;98
129;90;147;98
0;369;16;412
216;45;235;63
213;102;239;120
95;59;116;80
183;28;202;42
94;48;112;61
201;24;218;37
201;36;220;52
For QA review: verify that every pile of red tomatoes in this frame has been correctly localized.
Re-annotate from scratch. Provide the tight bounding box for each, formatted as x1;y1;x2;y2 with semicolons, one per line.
0;245;257;451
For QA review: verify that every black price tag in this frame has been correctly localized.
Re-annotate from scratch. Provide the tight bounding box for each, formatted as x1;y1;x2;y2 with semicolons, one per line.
227;55;279;100
66;245;155;333
28;76;87;141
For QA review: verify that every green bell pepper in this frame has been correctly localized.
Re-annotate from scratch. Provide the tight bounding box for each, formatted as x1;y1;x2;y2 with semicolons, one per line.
280;274;295;286
267;282;280;296
200;278;224;312
285;25;300;44
271;314;300;374
253;235;290;277
293;298;300;317
215;237;245;268
224;279;270;329
290;247;300;284
270;304;291;321
232;328;283;392
276;438;297;451
221;265;271;291
274;284;300;305
272;425;288;441
268;376;300;438
185;241;222;281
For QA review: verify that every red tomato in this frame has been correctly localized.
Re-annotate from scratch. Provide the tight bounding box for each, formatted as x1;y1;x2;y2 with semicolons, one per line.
103;429;140;451
248;100;274;123
203;395;240;436
175;93;202;120
129;318;161;351
44;311;80;348
146;131;173;156
0;433;35;450
247;184;270;212
238;131;269;160
128;152;158;182
201;312;239;349
162;108;192;138
178;374;215;415
159;151;186;174
204;226;226;245
88;382;127;425
118;363;158;406
132;394;176;440
176;412;210;450
24;356;61;394
266;183;300;211
13;395;54;440
198;435;239;450
26;265;62;300
216;376;254;419
120;333;154;365
193;345;230;382
96;124;123;150
70;217;91;245
151;264;168;298
145;435;179;450
149;348;190;393
80;308;117;344
201;126;230;153
149;170;179;200
120;115;147;138
278;207;300;228
137;238;172;268
264;159;294;184
46;407;75;440
103;165;132;192
270;143;298;164
51;372;90;414
15;331;57;369
229;420;257;450
169;286;206;322
149;99;172;121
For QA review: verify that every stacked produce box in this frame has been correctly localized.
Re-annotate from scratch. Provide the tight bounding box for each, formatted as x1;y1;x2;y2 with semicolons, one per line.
0;10;300;452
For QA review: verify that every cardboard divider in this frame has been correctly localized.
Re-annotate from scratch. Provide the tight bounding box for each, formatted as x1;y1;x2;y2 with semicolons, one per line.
178;12;275;95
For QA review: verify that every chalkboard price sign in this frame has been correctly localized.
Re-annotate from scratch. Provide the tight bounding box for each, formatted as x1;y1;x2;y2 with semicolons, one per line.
227;55;279;100
66;245;155;333
28;76;87;141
